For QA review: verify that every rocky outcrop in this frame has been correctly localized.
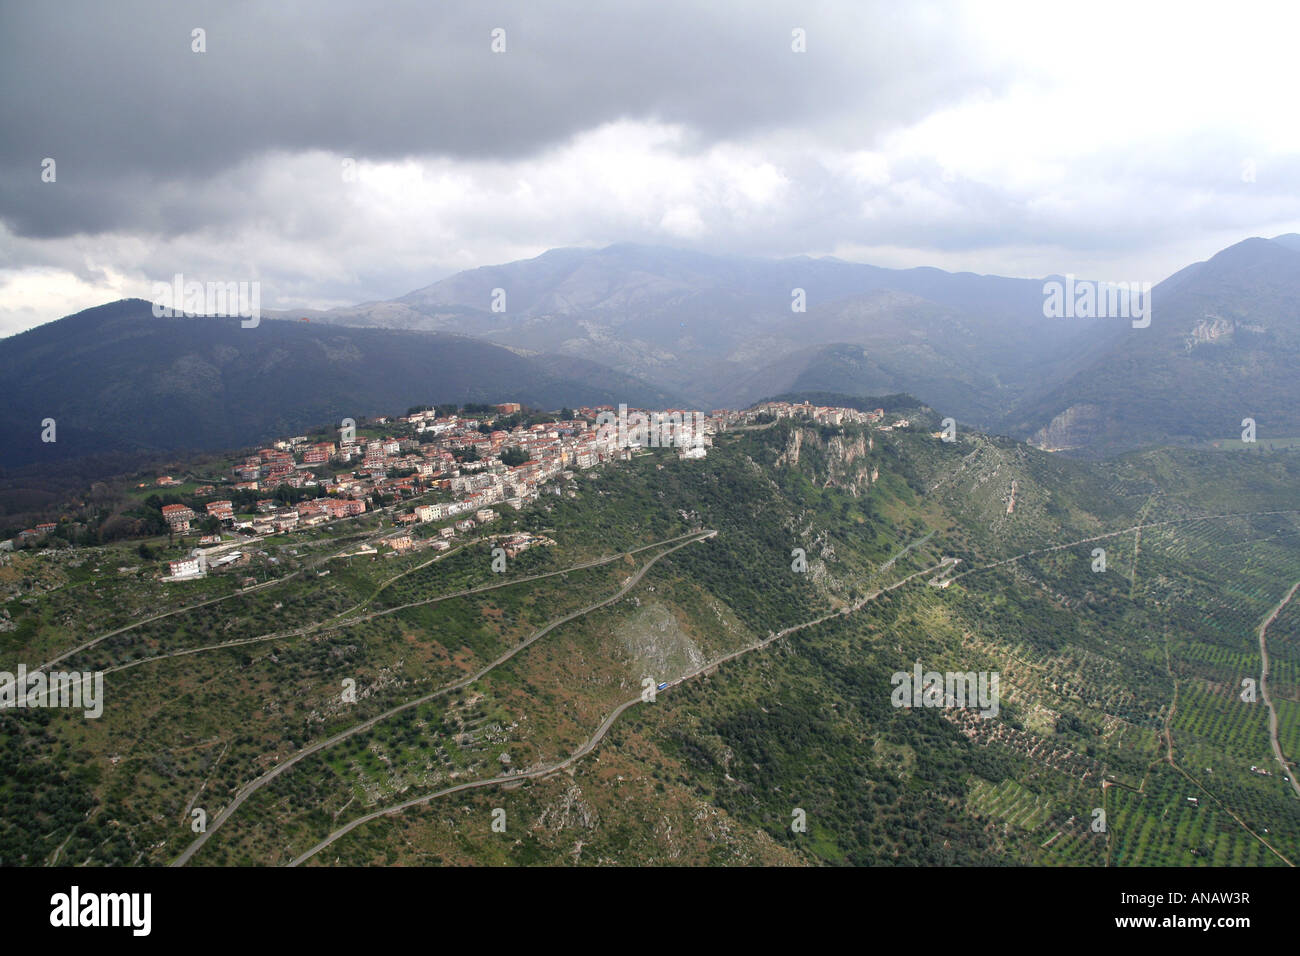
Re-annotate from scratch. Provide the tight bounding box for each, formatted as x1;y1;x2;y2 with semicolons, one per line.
1029;404;1105;453
778;426;875;495
1185;315;1236;348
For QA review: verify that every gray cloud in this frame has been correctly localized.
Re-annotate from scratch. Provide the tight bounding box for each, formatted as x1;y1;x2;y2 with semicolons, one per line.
0;0;1001;238
2;0;1299;336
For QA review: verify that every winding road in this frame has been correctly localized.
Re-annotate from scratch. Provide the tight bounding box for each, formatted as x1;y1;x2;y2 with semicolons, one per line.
286;554;953;866
172;528;716;865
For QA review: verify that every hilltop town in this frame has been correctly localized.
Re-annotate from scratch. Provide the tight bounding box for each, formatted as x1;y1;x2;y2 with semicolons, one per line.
4;399;893;583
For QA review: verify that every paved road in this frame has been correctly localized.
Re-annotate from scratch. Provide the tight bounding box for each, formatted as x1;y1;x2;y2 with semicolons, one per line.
288;689;646;866
32;526;388;672
101;541;477;676
58;529;712;679
177;509;1300;865
287;554;951;866
172;529;715;866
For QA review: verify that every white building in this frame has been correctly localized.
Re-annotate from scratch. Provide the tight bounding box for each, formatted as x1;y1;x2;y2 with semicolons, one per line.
167;556;205;580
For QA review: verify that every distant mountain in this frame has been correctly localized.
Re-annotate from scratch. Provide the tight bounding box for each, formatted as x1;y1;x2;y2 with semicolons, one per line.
283;238;1300;454
17;235;1293;471
725;339;995;419
275;243;1111;416
0;299;680;469
1009;237;1300;454
1270;233;1300;253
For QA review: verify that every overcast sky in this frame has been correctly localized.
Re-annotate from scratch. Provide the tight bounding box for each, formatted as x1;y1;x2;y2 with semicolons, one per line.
3;0;1298;336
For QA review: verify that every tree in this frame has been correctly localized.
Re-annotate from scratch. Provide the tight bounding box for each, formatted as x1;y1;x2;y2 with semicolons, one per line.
501;446;530;467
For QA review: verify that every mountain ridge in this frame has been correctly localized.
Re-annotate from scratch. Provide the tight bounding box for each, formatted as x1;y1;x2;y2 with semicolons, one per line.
0;298;682;470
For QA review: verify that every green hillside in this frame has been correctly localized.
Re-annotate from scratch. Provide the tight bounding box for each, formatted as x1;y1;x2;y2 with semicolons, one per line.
2;407;1298;866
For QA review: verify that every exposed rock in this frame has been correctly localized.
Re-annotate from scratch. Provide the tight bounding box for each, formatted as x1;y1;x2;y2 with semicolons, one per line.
1029;403;1105;452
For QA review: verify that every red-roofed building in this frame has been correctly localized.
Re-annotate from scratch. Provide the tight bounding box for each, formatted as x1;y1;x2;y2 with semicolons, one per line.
161;504;196;532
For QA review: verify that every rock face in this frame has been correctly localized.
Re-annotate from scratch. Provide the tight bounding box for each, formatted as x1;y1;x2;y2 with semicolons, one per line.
780;426;874;495
1029;404;1104;453
618;603;706;681
1184;316;1269;349
1185;315;1236;348
534;784;599;831
775;427;803;467
824;431;873;495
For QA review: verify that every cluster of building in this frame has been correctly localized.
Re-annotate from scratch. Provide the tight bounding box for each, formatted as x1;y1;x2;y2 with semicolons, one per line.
15;522;58;542
731;400;886;427
153;403;717;577
495;530;553;558
9;398;897;559
352;403;724;515
382;506;501;554
160;494;368;541
165;548;247;581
